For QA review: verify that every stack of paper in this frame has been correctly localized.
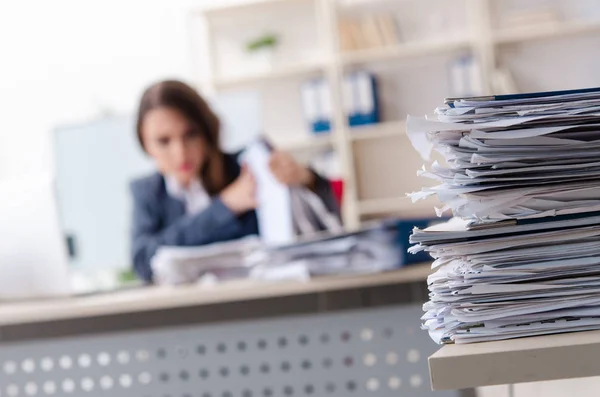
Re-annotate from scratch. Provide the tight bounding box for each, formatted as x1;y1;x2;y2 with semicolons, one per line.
151;237;262;285
407;87;600;344
266;222;401;276
151;221;402;286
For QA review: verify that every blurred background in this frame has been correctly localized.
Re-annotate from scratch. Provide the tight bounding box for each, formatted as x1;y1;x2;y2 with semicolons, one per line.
2;0;600;280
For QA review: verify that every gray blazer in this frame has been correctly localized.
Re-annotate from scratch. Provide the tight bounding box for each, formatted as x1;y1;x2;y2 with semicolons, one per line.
130;152;339;283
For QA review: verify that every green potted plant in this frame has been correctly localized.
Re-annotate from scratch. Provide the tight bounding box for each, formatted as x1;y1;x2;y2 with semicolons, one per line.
245;33;279;71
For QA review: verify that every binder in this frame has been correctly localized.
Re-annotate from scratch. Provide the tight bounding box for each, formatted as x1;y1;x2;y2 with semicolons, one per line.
343;71;380;127
301;72;380;133
445;86;600;106
301;79;331;134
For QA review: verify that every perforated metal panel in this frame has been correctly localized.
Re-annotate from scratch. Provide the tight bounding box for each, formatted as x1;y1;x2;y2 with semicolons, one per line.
0;305;454;397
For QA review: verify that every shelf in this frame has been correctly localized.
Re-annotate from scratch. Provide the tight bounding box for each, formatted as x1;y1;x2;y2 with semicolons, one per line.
358;196;411;216
337;0;412;8
349;121;405;141
271;120;407;152
274;134;333;152
340;38;471;65
358;197;436;217
429;330;600;390
201;0;312;17
212;63;324;90
493;19;600;44
197;0;599;231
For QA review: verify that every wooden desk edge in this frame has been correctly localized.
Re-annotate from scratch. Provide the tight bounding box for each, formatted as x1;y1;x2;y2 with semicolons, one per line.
429;329;600;390
0;263;432;327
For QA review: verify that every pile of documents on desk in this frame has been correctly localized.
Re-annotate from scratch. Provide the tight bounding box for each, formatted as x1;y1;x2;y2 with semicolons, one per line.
407;87;600;344
151;221;402;285
152;237;263;285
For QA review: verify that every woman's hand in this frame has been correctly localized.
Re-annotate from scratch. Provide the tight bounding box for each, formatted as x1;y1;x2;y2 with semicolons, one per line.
269;151;315;188
220;165;257;214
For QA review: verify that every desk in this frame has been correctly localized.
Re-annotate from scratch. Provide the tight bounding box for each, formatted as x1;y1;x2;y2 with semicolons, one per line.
0;263;432;329
0;264;464;397
429;330;600;390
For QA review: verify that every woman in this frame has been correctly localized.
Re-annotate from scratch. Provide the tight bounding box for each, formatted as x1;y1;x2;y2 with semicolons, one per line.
131;80;339;283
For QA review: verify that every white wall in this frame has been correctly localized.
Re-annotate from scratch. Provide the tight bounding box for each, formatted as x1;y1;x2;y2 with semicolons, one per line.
0;0;238;180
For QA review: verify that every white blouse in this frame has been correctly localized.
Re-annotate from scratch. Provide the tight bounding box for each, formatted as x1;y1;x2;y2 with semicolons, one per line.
165;176;211;215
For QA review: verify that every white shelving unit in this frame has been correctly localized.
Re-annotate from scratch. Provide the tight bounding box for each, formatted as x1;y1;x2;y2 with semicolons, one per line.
190;0;600;229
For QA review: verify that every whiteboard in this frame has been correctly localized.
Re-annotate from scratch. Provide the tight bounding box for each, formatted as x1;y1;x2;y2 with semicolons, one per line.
54;116;154;270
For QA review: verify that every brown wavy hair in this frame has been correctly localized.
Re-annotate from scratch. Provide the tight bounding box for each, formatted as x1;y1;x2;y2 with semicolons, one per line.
136;80;228;195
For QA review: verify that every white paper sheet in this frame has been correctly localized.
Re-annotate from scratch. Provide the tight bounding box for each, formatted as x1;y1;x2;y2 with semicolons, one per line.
240;141;295;246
